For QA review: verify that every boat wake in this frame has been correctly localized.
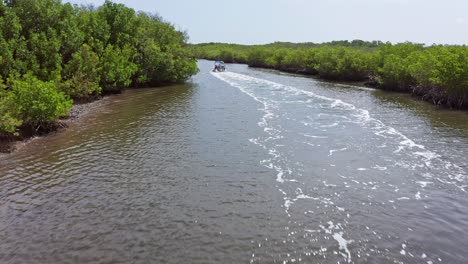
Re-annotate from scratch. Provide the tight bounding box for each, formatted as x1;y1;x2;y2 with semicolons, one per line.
211;71;467;263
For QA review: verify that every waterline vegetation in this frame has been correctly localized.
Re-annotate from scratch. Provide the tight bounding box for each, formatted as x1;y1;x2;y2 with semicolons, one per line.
0;0;198;135
1;0;466;139
190;42;468;109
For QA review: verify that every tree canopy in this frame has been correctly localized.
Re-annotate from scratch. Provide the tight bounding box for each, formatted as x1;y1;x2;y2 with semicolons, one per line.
190;41;468;109
0;0;198;134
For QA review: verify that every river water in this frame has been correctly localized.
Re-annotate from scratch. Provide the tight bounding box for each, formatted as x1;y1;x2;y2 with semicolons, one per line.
1;60;468;263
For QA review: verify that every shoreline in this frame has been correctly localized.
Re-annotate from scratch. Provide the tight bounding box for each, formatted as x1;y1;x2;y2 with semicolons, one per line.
0;96;113;154
246;64;468;111
2;64;465;154
0;84;183;155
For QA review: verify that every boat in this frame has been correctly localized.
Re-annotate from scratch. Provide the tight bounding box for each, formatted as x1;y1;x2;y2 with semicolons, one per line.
213;61;226;72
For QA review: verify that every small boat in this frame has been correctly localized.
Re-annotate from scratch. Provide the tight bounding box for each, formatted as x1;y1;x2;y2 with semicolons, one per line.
213;61;226;72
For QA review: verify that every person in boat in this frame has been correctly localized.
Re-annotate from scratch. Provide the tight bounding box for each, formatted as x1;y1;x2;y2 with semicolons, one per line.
213;61;226;72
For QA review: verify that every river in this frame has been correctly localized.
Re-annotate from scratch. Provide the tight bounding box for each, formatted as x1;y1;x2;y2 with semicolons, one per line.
1;60;468;264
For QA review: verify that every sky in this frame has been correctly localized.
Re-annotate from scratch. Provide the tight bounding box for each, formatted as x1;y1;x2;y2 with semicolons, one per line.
65;0;468;45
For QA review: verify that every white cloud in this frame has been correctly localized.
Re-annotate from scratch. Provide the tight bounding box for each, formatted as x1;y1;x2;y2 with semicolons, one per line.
456;17;465;24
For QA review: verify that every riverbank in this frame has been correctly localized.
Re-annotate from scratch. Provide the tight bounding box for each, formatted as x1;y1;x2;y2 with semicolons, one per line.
190;42;468;110
1;60;467;264
248;64;468;110
0;96;112;154
0;0;198;139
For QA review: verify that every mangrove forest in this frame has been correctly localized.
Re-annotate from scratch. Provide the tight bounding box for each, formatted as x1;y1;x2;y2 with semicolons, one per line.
190;41;468;109
0;0;198;135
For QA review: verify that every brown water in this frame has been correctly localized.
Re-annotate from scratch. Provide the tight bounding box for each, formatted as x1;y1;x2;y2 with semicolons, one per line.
1;60;468;264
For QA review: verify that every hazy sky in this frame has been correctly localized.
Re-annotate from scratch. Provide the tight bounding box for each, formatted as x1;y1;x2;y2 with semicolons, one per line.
66;0;468;45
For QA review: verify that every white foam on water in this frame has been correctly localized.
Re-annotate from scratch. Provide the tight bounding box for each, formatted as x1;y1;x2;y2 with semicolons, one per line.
329;148;348;157
333;232;353;263
323;181;338;187
302;133;328;139
372;165;388;171
212;71;467;191
400;244;407;256
319;221;337;234
320;122;340;128
283;188;321;215
415;192;422;200
213;72;289;184
211;70;467;262
317;221;354;262
276;169;285;183
416;181;433;188
336;206;346;212
414;151;440;167
297;194;320;200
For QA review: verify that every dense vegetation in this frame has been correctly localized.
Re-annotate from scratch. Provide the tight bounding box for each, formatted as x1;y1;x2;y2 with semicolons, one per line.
191;41;468;109
0;0;198;134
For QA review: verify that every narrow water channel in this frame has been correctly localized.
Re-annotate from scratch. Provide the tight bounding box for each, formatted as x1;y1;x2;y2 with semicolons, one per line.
1;60;467;263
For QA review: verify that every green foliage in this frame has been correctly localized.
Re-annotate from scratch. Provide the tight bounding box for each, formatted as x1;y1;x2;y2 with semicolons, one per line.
8;74;72;126
409;46;468;90
188;43;250;64
27;30;63;81
0;0;198;133
61;44;101;98
188;39;385;65
407;46;468;107
247;47;273;67
132;12;198;85
377;54;415;90
0;4;21;78
192;41;468;108
283;49;308;68
0;80;22;133
77;6;111;55
99;0;137;49
266;49;288;67
219;48;234;63
99;44;137;91
375;43;423;90
313;47;373;81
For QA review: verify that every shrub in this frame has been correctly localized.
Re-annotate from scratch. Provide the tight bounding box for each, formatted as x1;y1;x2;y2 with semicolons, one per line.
9;74;72;127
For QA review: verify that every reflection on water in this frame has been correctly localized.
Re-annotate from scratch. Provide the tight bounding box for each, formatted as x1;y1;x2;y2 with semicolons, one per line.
371;90;468;138
1;61;467;264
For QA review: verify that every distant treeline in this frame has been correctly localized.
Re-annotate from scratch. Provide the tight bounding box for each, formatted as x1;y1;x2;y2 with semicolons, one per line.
0;0;198;134
190;41;468;109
